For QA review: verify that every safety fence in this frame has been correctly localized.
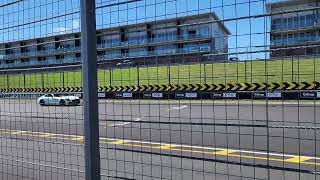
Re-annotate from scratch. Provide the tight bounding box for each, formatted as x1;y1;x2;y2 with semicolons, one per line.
0;0;320;180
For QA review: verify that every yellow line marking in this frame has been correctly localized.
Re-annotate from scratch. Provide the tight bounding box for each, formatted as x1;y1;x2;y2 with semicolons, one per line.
70;136;84;141
156;144;176;150
285;156;313;163
28;133;51;138
108;140;127;145
120;144;319;166
212;150;236;155
0;128;319;166
227;154;285;162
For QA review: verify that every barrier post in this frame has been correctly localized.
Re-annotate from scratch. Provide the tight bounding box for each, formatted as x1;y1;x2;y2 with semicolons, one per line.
80;0;101;180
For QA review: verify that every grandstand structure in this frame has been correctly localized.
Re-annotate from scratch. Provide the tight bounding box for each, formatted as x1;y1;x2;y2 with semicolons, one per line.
267;0;320;57
0;13;230;69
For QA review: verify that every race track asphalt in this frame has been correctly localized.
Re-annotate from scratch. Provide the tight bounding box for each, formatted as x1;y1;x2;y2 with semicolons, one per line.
0;99;319;180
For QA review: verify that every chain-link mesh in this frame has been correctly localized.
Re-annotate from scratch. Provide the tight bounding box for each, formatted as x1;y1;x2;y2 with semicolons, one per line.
0;0;319;180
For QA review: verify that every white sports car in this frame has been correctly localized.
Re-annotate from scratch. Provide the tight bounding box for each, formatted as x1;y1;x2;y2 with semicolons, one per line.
37;94;81;106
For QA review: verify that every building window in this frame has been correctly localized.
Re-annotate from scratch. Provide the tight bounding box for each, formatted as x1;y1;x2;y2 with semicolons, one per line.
273;35;281;45
188;30;197;38
272;19;281;30
299;16;305;28
287;17;293;29
155;45;176;55
306;14;314;27
281;18;287;29
305;32;315;42
288;34;294;44
282;34;288;44
294;17;299;28
55;55;64;60
271;19;276;30
199;26;210;37
128;48;147;57
299;32;305;42
21;58;29;63
5;60;14;64
294;33;299;43
199;43;210;52
38;57;46;61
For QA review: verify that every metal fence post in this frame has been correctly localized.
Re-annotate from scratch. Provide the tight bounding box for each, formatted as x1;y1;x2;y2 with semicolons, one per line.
109;68;112;86
23;74;26;88
80;0;101;180
204;63;207;84
62;72;65;87
6;74;9;88
137;66;140;86
167;65;171;84
41;73;44;89
291;57;294;82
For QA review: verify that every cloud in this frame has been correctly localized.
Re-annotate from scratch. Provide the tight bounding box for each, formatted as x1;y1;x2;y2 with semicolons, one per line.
73;20;80;29
54;19;79;33
54;27;68;32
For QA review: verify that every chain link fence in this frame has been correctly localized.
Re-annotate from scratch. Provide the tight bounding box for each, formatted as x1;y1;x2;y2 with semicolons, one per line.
0;0;319;180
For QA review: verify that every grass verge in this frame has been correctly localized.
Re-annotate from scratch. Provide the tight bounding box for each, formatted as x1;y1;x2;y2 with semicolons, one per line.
0;58;319;89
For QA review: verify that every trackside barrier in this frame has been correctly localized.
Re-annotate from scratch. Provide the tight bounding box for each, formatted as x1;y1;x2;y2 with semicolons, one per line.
0;81;319;94
0;93;42;99
1;91;320;100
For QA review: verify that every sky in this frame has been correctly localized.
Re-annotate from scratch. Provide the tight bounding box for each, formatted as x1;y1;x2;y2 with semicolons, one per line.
0;0;284;60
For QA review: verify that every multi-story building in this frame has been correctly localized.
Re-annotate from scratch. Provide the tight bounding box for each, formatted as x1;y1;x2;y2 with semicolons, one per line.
0;13;230;69
267;0;320;58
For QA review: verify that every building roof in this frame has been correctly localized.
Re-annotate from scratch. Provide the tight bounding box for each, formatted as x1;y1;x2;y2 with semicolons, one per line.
101;12;231;35
266;0;318;12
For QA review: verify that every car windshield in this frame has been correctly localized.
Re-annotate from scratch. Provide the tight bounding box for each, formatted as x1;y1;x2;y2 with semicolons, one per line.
53;94;62;97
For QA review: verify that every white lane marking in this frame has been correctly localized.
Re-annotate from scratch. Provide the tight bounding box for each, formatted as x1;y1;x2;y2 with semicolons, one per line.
168;105;188;111
109;122;131;127
108;117;142;127
2;128;320;161
0;155;84;173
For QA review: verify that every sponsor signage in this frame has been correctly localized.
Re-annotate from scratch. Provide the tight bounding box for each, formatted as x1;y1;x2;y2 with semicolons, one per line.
98;93;106;98
115;93;123;97
74;93;82;97
185;93;197;98
152;93;163;98
212;92;223;98
223;93;237;98
267;92;281;98
176;93;185;98
300;92;316;98
143;93;152;98
122;93;133;98
253;92;266;98
317;91;320;98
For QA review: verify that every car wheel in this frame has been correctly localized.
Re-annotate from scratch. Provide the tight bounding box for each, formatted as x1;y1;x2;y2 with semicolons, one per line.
39;99;45;106
59;100;66;106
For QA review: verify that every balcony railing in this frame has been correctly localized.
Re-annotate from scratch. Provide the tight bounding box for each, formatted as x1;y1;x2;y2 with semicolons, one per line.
0;57;81;69
97;34;210;48
97;47;211;60
0;46;81;60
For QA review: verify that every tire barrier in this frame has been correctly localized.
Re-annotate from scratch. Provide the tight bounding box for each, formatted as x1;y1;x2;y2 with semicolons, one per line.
0;81;319;93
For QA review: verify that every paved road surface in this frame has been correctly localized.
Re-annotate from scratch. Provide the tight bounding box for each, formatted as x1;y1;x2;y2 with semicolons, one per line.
0;99;319;180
